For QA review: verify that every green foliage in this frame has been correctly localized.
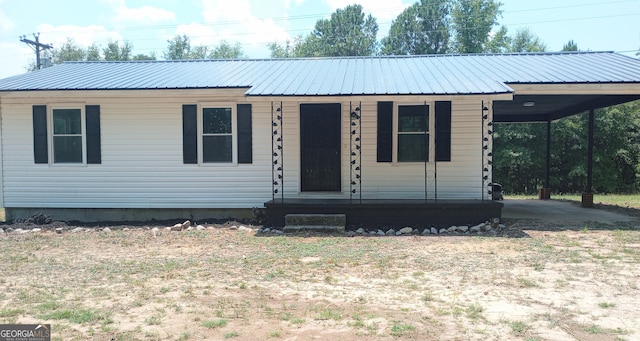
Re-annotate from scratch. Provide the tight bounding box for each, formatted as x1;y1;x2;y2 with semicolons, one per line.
163;34;193;60
311;4;378;56
494;101;640;194
451;0;502;53
485;25;511;53
509;28;546;52
563;40;579;51
51;38;86;64
210;40;246;59
164;35;246;60
269;4;378;57
37;37;155;69
381;0;451;55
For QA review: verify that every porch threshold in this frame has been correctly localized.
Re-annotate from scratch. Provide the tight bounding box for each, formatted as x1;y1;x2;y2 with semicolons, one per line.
265;199;503;229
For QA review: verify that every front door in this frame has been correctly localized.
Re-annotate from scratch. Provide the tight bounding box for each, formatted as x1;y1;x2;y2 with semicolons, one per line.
300;103;341;192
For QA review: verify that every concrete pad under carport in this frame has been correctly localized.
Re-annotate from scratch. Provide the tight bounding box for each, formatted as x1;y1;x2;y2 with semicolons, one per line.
501;199;637;224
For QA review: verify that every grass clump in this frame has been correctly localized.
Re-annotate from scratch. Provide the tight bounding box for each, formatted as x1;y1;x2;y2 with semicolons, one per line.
202;319;227;329
390;322;416;337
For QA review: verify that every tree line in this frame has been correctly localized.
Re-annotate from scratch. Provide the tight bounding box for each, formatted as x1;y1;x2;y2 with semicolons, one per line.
33;0;640;194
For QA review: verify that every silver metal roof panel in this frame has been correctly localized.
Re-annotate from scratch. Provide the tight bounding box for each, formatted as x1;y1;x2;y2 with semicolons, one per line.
1;52;639;96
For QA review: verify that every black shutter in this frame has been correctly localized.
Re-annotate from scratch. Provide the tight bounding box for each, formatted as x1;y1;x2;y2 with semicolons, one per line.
377;101;393;162
435;101;452;162
85;105;102;164
182;104;198;164
237;104;252;164
32;105;48;164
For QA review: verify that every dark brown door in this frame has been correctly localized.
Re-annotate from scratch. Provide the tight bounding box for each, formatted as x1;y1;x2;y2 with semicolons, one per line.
300;103;341;192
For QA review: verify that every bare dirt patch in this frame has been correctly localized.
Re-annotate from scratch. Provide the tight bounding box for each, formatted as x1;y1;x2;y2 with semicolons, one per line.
1;220;639;340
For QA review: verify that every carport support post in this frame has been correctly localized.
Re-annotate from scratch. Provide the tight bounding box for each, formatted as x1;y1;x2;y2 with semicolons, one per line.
539;118;552;200
582;108;595;208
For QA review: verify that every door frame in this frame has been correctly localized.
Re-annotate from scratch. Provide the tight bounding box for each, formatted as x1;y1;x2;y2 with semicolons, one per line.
299;103;342;192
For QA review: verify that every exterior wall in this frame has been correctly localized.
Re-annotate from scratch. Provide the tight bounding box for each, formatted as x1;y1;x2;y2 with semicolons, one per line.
0;90;272;210
277;97;488;200
0;90;494;217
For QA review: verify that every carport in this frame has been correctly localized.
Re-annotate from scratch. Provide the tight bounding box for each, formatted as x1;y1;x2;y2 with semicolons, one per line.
492;54;640;207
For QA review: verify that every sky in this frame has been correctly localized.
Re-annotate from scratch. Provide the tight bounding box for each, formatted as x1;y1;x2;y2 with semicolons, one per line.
0;0;639;79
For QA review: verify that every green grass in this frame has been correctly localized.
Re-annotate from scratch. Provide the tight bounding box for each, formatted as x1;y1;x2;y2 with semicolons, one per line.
39;308;108;324
223;331;240;338
510;320;529;333
202;319;227;329
598;302;616;309
390;322;416;337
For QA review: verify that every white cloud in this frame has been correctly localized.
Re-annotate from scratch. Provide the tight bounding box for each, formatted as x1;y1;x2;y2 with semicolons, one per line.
169;0;291;58
104;0;175;24
36;24;123;47
113;5;175;23
0;9;14;32
0;41;34;79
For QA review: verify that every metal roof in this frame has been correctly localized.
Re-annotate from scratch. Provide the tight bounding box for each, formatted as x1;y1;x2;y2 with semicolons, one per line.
1;52;640;96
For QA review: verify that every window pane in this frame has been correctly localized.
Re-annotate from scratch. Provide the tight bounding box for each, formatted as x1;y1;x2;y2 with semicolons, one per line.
203;135;232;162
398;105;428;132
54;136;83;163
53;109;82;134
398;134;428;162
203;108;232;134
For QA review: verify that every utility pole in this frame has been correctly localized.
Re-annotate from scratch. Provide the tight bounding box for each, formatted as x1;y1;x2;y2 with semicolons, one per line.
20;33;53;69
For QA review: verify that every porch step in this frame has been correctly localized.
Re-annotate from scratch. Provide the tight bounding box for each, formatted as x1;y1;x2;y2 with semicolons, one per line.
283;214;346;233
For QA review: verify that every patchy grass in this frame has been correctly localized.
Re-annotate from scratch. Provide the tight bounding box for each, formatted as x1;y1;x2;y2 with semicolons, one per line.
1;222;639;340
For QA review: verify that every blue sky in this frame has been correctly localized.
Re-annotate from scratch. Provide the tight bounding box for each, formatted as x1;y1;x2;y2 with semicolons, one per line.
0;0;638;79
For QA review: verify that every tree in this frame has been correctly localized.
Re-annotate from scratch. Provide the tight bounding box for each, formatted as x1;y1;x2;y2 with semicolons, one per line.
562;40;578;51
268;39;298;58
132;53;157;61
313;4;378;56
164;35;246;60
50;38;86;64
209;40;246;59
164;34;193;60
86;44;102;61
509;28;546;52
451;0;502;53
103;40;134;61
270;4;379;58
381;0;451;55
485;25;510;53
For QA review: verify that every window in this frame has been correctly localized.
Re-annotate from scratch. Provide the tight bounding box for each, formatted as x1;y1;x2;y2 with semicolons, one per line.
376;101;450;164
202;107;233;163
32;105;101;165
397;104;429;162
52;108;84;163
182;104;252;165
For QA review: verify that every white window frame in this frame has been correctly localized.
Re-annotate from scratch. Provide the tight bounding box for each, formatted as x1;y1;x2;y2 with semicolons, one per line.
48;104;86;166
393;102;434;164
198;102;237;165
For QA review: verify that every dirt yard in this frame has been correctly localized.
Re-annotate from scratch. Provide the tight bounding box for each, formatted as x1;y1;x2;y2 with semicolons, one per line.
1;218;639;341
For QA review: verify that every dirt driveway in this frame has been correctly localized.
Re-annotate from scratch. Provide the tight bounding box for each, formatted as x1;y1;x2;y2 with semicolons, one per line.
502;199;638;225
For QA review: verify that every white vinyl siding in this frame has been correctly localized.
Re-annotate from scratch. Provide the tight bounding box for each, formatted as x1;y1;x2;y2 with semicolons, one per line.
0;90;494;209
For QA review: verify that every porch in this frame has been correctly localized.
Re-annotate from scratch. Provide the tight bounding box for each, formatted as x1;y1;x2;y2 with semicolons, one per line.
264;199;503;229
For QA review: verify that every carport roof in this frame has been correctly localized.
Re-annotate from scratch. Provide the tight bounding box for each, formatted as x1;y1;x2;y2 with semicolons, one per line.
1;51;639;98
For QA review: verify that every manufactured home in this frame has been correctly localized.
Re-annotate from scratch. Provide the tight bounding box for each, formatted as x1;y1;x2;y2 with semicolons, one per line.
1;52;639;227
